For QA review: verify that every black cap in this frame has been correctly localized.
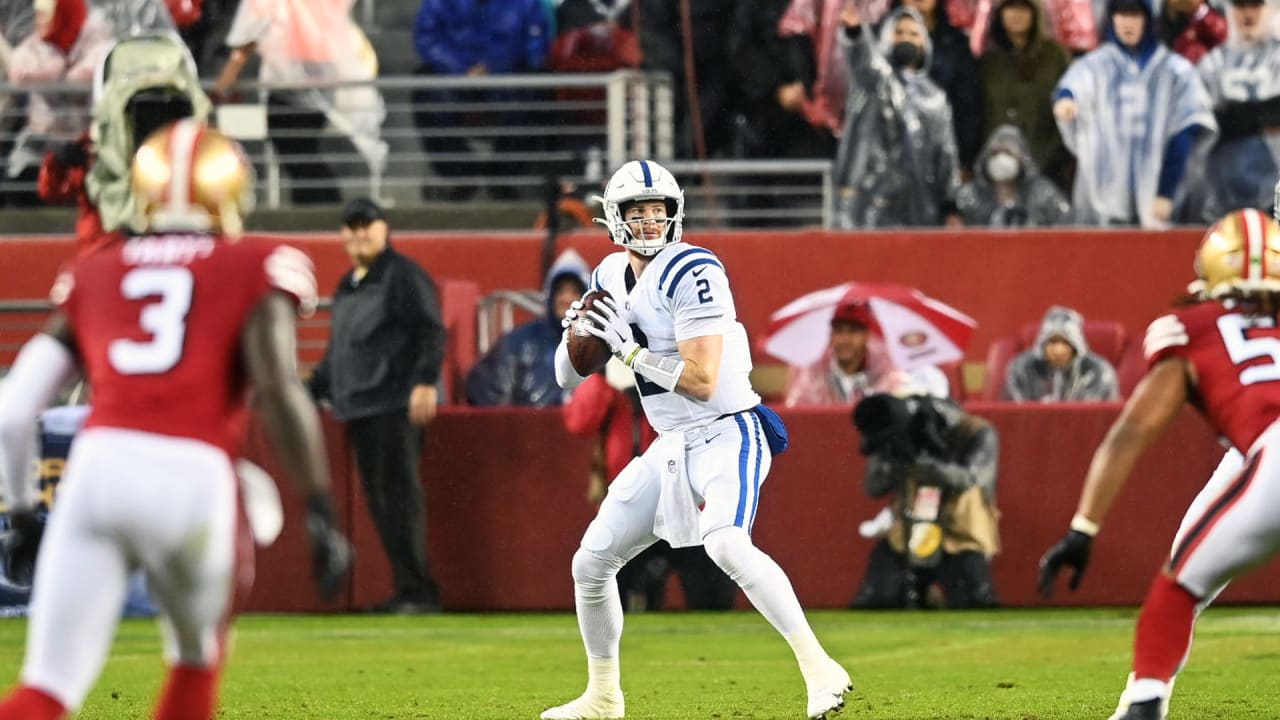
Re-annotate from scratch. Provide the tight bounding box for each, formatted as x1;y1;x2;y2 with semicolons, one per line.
1227;0;1265;7
341;197;384;228
1109;0;1147;14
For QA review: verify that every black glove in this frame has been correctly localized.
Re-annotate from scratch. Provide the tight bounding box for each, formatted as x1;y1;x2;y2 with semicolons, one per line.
54;141;87;168
1037;529;1092;599
304;494;352;602
1;510;44;588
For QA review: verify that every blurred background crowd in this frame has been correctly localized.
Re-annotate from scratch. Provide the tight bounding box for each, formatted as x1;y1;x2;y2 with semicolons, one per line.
0;0;1276;231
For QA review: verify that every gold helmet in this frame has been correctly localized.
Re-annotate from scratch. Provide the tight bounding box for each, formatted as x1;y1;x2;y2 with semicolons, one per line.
131;119;255;238
1194;208;1280;298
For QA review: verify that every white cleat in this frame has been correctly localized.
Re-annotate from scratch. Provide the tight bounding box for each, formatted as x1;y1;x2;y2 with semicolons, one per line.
805;659;853;720
540;691;625;719
1106;673;1173;720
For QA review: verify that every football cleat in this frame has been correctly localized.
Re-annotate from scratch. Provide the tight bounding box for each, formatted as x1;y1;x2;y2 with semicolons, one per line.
806;658;853;720
1106;673;1171;720
539;690;624;720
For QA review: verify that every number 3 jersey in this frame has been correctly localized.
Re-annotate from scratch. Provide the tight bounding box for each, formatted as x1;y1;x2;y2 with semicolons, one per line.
1145;299;1280;452
51;233;318;454
587;242;760;432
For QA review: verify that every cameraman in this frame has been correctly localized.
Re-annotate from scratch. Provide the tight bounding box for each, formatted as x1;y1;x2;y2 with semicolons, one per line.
850;393;1001;609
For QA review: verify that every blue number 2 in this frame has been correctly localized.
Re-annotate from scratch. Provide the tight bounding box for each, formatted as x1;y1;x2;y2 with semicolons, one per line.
696;278;713;304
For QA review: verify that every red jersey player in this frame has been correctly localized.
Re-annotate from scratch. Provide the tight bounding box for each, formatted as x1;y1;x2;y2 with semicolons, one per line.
1038;208;1280;720
0;119;351;720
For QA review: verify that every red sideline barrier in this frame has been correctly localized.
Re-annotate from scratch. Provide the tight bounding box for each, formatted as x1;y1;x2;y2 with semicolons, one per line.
241;403;1277;612
0;229;1205;369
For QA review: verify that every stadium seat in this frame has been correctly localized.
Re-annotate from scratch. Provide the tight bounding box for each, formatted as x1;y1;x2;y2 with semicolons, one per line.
979;320;1129;400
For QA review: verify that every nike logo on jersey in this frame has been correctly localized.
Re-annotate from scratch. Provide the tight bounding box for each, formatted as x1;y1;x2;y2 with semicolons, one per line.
692;267;707;277
705;433;722;444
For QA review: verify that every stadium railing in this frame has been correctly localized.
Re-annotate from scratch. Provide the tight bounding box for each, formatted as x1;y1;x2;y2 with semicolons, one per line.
0;72;834;229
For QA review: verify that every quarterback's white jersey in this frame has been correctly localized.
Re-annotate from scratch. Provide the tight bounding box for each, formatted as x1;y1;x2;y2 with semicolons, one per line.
587;243;760;432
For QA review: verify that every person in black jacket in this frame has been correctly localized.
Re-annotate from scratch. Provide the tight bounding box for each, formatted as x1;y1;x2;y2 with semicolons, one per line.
309;198;446;613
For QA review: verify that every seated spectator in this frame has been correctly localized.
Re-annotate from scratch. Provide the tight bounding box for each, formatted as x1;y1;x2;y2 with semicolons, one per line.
6;0;113;195
894;0;984;174
834;4;962;228
563;360;735;612
1197;0;1280;216
411;0;549;201
785;303;949;406
850;393;1001;609
1158;0;1226;64
978;0;1072;189
1002;305;1120;402
466;250;589;407
957;124;1071;226
1053;0;1216;228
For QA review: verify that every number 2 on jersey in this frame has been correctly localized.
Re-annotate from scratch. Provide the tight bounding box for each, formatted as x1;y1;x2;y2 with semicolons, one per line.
108;267;194;375
1218;314;1280;385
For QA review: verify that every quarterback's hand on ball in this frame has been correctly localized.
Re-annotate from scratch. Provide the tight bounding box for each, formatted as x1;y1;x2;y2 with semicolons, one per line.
305;495;353;602
585;296;637;359
1037;529;1093;599
0;510;42;588
559;298;586;332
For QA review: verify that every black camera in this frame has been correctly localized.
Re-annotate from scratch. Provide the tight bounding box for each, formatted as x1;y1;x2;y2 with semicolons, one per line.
852;394;949;462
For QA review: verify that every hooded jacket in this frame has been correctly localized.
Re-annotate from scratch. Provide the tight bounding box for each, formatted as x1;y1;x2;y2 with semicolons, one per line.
978;0;1071;184
465;249;590;408
1054;0;1216;227
834;7;960;228
1196;1;1280;216
1002;306;1120;402
956;124;1071;226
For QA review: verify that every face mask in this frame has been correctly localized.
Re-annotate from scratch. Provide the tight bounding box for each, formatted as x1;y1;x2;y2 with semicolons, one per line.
985;151;1021;182
888;41;923;70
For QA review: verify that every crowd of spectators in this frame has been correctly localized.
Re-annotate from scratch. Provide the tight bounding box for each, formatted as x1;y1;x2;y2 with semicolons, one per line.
0;0;1276;224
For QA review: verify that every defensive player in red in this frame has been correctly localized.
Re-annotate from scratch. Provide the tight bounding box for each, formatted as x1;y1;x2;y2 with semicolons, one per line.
1038;208;1280;720
0;119;352;720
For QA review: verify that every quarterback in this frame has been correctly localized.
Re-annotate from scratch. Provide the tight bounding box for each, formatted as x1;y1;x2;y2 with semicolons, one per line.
0;120;351;720
1039;208;1280;719
542;160;852;720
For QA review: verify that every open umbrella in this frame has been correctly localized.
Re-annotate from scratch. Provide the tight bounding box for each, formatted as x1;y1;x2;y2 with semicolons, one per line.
761;282;977;369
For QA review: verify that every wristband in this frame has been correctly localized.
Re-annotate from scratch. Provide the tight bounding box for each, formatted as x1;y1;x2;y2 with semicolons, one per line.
1070;513;1100;537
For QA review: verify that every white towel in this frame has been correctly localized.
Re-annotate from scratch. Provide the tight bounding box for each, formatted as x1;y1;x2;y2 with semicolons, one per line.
650;432;701;548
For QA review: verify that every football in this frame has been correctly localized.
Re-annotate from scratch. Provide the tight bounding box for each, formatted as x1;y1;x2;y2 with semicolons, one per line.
568;289;615;376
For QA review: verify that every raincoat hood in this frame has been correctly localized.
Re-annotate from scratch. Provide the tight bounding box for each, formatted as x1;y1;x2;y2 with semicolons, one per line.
1104;0;1160;60
878;6;934;70
974;124;1041;184
1034;305;1088;359
542;248;590;320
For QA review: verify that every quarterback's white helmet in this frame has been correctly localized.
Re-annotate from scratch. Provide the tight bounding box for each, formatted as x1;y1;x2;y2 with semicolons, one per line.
596;160;685;255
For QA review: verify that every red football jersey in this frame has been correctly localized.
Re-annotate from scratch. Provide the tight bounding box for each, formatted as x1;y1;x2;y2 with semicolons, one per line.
1145;300;1280;452
53;233;317;454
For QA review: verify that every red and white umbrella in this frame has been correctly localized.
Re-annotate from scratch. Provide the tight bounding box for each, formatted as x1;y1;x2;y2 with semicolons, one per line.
761;283;977;369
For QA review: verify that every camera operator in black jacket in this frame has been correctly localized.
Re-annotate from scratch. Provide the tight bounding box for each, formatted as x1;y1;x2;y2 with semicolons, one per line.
850;393;1001;609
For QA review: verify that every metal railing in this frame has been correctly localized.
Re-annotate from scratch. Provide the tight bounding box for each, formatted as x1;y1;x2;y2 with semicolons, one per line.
0;72;834;228
476;289;544;356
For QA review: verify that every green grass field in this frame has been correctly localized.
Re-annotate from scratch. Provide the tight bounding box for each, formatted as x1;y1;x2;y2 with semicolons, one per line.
1;608;1278;719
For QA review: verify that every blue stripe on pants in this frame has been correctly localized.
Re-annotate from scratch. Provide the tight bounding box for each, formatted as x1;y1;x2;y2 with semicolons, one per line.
748;412;764;533
734;414;751;528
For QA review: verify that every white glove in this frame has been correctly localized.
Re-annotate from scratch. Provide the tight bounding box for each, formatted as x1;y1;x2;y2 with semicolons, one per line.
584;296;638;361
560;298;585;341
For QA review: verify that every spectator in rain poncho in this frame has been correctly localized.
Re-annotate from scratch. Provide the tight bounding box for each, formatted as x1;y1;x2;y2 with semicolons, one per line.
1197;0;1280;216
464;249;589;408
833;4;962;228
5;0;114;190
1002;305;1120;402
214;0;385;205
956;124;1071;226
784;302;951;407
776;0;871;140
1052;0;1216;228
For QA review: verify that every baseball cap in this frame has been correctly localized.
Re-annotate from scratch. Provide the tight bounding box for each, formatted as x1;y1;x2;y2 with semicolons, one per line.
341;197;384;228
